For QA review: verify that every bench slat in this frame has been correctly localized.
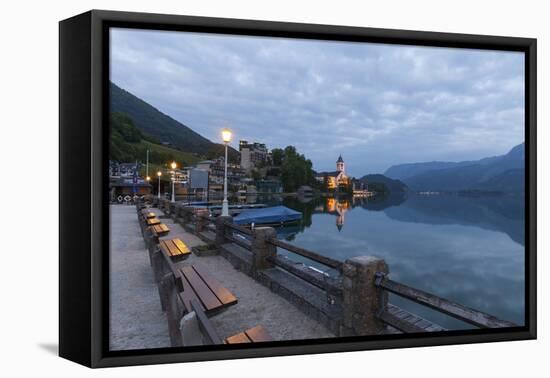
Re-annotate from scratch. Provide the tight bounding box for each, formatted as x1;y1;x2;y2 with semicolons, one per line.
165;239;179;256
244;325;272;343
178;278;204;313
180;266;222;313
173;238;191;255
225;332;251;344
193;264;237;307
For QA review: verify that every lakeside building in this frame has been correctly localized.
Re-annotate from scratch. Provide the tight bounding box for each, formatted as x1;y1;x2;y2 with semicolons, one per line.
196;158;245;186
256;179;283;193
239;140;270;171
109;176;152;201
109;161;142;178
315;155;351;190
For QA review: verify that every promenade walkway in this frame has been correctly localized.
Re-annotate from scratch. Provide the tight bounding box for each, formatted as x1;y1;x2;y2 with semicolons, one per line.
109;204;169;351
109;204;334;350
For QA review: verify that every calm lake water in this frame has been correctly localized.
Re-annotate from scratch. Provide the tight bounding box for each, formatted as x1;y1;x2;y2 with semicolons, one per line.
241;193;525;330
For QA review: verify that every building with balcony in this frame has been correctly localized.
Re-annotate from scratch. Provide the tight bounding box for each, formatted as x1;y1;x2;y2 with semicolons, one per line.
239;140;270;171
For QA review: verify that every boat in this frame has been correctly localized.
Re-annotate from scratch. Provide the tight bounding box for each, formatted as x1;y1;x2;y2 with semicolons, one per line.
233;205;302;226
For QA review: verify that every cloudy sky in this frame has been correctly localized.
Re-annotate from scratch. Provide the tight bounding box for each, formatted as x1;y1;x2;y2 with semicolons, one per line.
110;28;525;176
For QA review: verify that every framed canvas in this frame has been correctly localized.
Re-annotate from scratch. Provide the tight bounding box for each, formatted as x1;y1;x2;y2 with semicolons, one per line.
59;10;536;368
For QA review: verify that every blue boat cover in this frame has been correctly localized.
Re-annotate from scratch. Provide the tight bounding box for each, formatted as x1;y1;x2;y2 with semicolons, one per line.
233;205;302;225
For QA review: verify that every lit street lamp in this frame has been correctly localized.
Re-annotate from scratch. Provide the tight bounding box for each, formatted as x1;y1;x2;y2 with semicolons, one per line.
221;128;232;217
157;171;162;199
171;161;177;203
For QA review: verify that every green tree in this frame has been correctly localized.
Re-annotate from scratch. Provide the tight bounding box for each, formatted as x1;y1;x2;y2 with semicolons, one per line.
279;146;315;192
110;112;143;142
271;148;284;166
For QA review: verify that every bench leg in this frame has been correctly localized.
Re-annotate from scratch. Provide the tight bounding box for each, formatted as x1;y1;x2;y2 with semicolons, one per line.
159;273;184;347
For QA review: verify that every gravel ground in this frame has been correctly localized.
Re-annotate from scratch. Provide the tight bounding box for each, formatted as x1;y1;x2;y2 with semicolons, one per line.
109;204;334;350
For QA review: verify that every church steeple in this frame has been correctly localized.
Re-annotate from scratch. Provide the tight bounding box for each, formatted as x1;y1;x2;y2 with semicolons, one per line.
336;154;345;173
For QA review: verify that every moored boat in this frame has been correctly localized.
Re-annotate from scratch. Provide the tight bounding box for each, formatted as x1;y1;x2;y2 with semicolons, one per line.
233;205;302;226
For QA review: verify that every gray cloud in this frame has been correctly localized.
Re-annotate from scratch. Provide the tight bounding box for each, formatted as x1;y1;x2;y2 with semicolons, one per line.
110;28;524;176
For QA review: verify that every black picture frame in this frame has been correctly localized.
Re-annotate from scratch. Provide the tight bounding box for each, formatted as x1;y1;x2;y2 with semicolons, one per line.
59;9;537;368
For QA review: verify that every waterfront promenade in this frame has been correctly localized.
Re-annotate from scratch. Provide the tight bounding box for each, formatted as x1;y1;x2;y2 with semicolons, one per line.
110;204;334;350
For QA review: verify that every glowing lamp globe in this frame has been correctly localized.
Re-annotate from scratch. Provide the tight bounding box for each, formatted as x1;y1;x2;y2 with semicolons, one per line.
222;128;232;143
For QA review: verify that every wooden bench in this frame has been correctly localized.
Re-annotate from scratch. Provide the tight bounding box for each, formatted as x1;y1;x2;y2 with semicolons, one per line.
151;223;170;237
159;238;191;262
185;299;272;346
177;264;238;315
225;325;273;344
141;209;156;219
147;217;161;226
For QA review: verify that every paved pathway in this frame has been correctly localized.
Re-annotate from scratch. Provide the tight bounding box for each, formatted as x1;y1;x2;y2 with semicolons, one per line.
109;204;170;351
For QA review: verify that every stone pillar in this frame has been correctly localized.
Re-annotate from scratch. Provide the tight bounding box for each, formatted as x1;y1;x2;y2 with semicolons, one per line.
251;227;277;273
215;216;233;247
342;256;389;336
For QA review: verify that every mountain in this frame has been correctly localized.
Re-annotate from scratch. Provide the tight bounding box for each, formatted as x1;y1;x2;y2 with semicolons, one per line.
384;143;525;193
110;112;200;167
358;174;408;193
110;82;239;161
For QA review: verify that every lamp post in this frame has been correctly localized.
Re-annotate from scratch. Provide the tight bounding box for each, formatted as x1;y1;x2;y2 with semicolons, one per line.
171;161;177;203
157;171;162;199
221;128;232;217
146;149;149;178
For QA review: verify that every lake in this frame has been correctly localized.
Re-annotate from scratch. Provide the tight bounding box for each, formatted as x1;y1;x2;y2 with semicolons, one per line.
241;193;525;330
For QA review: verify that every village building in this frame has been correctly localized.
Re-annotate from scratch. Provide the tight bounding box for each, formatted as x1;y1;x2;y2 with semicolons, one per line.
196;158;245;186
239;140;270;171
109;161;142;178
315;155;350;190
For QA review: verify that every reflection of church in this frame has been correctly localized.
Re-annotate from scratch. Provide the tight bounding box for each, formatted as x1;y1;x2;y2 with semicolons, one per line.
325;197;351;231
315;155;351;190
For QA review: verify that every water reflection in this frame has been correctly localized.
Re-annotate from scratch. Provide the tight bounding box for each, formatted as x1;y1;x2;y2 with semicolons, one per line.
245;193;525;329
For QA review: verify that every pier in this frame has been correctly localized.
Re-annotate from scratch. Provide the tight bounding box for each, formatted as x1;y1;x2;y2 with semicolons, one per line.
114;195;517;348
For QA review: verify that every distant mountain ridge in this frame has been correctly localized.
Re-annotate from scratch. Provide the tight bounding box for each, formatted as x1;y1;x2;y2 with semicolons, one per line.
111;82;212;154
358;174;408;193
384;143;525;193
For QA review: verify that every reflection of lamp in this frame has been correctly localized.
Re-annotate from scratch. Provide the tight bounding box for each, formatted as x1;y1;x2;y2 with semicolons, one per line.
221;128;232;217
157;171;162;199
170;161;177;203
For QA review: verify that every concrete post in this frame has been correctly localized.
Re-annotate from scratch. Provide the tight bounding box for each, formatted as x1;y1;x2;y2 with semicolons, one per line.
159;273;184;347
251;227;277;273
341;256;389;336
171;203;180;221
169;202;177;219
151;247;165;283
195;209;208;234
215;216;233;247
